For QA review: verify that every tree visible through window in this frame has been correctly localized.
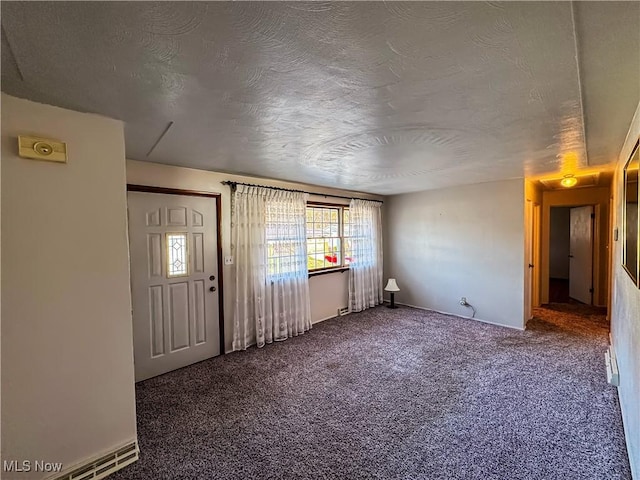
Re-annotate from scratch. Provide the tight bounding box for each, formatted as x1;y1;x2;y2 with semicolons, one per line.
306;205;351;272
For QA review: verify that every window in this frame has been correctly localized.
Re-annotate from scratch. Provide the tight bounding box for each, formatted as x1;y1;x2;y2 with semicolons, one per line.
265;201;307;277
166;233;188;277
306;205;351;272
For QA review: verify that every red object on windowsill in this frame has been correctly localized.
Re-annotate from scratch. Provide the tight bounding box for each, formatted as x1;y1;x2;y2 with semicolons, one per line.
324;255;338;264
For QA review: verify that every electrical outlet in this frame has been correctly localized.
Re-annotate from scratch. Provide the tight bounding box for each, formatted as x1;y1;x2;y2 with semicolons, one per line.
224;256;234;265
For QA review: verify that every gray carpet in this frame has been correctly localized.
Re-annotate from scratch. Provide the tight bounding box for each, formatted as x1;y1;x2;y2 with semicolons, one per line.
112;305;631;480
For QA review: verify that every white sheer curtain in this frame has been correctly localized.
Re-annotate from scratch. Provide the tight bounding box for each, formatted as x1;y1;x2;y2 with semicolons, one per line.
232;185;311;351
348;199;383;312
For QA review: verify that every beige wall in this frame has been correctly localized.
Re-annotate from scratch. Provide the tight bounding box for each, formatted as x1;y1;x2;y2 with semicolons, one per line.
540;186;611;306
126;160;383;352
611;101;640;478
1;94;137;477
385;179;526;329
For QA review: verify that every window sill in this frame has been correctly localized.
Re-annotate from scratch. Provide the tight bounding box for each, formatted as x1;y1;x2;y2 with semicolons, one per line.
309;267;349;278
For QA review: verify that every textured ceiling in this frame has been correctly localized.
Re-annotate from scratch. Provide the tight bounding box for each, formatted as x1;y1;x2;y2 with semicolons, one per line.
2;2;638;195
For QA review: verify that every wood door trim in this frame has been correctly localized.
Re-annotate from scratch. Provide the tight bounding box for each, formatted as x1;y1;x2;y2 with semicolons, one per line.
128;184;221;198
127;184;225;356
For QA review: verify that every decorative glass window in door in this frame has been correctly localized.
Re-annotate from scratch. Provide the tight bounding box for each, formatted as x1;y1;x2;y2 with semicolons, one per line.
166;233;189;277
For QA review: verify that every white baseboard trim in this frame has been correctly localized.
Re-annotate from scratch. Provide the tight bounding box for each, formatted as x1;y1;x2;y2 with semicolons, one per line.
385;298;525;331
312;313;339;325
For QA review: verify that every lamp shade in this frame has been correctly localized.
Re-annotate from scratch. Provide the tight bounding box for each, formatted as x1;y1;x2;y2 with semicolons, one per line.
384;278;400;292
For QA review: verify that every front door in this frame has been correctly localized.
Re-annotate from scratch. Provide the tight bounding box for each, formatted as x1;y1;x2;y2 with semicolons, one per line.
569;205;594;304
128;191;220;382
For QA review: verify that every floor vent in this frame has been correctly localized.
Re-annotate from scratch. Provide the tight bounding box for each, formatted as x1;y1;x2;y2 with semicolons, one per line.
337;307;350;316
605;347;619;387
52;441;139;480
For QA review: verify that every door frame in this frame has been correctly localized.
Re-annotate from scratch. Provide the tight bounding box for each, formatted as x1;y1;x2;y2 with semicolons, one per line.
532;203;541;308
544;203;598;305
524;200;542;323
540;185;611;306
127;184;225;355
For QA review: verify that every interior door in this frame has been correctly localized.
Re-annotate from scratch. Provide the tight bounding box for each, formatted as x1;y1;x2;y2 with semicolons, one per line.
128;191;220;382
524;200;533;322
569;205;594;304
525;201;541;322
532;204;541;307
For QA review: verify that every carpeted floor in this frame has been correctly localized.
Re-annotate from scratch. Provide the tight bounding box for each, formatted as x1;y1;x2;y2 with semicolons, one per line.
112;305;630;480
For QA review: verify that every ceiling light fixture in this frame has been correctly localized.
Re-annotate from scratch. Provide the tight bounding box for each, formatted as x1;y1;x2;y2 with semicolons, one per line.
560;175;578;188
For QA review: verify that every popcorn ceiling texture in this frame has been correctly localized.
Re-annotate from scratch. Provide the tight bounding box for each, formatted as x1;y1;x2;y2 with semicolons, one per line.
111;305;630;480
1;2;638;194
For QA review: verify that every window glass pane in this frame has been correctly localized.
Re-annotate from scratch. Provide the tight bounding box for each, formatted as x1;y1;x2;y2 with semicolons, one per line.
166;233;188;277
344;238;353;265
343;209;350;237
305;205;349;271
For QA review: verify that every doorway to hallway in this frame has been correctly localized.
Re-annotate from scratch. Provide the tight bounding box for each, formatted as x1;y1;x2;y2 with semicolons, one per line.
548;205;599;307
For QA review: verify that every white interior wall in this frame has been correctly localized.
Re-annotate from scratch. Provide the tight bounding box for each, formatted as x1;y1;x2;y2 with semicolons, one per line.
549;207;571;279
385;179;526;329
1;94;137;478
126;160;383;352
611;101;640;478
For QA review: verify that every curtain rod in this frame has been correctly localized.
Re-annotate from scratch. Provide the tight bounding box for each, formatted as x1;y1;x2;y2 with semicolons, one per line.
221;181;383;203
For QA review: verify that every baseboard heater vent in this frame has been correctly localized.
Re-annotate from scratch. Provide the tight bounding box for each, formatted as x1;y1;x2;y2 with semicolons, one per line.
337;307;350;316
605;347;620;387
51;441;139;480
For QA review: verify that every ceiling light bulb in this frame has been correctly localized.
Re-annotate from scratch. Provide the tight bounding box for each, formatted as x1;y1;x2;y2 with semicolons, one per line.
560;175;578;187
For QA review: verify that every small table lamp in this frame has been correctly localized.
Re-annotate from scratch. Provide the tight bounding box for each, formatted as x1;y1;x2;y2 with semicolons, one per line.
384;278;400;308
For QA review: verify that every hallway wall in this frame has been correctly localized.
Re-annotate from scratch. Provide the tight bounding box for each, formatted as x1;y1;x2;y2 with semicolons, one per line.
610;101;640;478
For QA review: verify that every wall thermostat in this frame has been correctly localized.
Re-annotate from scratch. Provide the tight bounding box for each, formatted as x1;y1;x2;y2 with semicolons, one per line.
18;135;67;163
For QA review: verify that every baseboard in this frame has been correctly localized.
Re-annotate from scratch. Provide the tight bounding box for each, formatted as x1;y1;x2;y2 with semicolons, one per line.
47;439;138;480
312;313;339;325
385;299;525;331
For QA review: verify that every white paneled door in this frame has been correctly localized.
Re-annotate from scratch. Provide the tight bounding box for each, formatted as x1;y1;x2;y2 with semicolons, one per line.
128;192;220;382
569;205;594;305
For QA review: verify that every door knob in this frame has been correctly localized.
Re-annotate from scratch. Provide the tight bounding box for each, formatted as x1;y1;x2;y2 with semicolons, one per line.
528;264;534;268
209;286;216;292
209;275;215;281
